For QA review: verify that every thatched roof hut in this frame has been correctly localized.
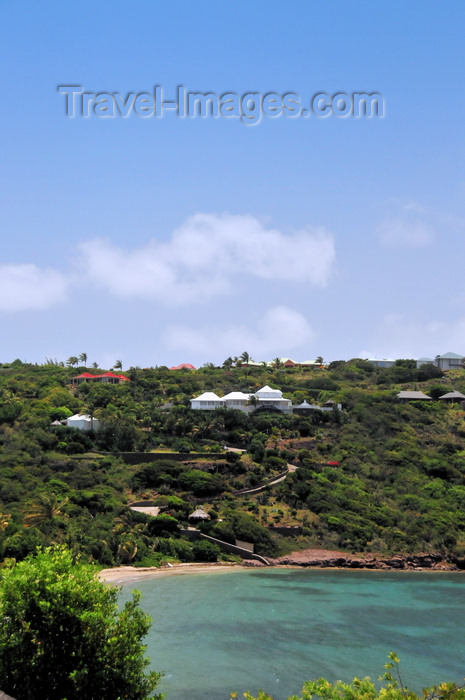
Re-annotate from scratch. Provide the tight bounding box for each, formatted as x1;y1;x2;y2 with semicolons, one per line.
188;507;211;523
438;390;465;402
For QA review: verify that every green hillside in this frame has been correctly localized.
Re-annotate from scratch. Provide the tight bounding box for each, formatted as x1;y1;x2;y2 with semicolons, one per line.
1;357;465;566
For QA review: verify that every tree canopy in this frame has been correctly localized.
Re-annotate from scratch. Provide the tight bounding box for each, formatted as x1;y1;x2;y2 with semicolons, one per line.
0;546;161;700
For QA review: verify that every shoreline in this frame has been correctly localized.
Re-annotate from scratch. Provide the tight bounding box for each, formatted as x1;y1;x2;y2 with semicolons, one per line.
98;553;465;585
98;561;242;584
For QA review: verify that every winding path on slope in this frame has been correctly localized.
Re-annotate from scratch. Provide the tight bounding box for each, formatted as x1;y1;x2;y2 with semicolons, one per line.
223;447;299;497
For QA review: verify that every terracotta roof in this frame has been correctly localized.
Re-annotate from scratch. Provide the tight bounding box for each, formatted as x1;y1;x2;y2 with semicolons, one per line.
72;371;129;381
98;371;129;380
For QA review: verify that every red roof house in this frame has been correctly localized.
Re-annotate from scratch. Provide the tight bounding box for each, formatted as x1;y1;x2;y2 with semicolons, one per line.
72;372;129;385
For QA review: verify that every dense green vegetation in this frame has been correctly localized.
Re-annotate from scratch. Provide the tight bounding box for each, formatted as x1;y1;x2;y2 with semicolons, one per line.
1;357;465;566
236;652;465;700
0;546;161;700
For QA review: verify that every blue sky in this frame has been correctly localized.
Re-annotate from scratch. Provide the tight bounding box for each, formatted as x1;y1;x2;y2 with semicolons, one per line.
1;1;465;368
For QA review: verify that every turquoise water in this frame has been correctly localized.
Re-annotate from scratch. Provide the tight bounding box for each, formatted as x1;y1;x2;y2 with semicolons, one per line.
120;569;465;700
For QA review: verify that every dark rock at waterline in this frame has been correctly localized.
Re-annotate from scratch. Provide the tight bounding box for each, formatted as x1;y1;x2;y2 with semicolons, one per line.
270;549;461;571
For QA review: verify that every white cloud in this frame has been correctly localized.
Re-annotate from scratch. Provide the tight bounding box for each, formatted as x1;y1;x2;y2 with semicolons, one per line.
376;200;435;248
0;264;68;312
79;213;335;304
377;218;434;248
163;305;315;360
398;201;428;215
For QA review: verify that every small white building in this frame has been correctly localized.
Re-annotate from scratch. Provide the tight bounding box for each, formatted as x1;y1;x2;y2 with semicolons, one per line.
66;414;100;431
190;392;224;410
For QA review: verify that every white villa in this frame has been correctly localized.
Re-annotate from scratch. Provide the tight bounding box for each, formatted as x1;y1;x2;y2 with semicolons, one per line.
254;385;292;412
190;392;224;410
190;385;292;413
414;353;464;370
66;414;100;431
435;352;465;370
223;391;251;410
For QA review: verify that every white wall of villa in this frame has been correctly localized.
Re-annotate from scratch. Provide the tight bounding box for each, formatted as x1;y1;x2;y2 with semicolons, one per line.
435;352;465;370
190;392;224;410
222;391;250;409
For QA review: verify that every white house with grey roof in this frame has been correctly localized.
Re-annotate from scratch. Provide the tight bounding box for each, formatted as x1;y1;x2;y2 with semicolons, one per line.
435;352;465;370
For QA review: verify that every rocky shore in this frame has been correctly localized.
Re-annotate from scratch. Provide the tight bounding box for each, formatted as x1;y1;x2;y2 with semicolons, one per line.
266;548;465;571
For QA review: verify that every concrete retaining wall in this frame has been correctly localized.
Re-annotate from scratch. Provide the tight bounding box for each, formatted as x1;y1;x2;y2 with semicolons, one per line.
119;452;225;464
181;529;270;565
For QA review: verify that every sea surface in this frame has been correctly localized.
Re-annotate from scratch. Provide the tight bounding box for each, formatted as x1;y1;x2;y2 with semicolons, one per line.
119;569;465;700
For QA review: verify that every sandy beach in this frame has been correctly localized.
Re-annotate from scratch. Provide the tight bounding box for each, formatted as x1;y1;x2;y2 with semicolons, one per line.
98;561;242;585
98;547;465;585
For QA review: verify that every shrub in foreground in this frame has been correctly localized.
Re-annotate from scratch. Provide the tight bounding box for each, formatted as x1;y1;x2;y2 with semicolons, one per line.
0;546;162;699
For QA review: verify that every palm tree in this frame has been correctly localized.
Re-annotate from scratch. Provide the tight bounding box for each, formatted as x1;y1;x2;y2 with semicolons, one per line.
248;395;259;409
116;539;138;564
82;401;101;431
79;352;88;367
0;512;11;533
114;360;123;370
24;492;69;529
315;356;324;365
240;351;251;365
92;361;99;368
273;357;283;369
66;356;79;368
